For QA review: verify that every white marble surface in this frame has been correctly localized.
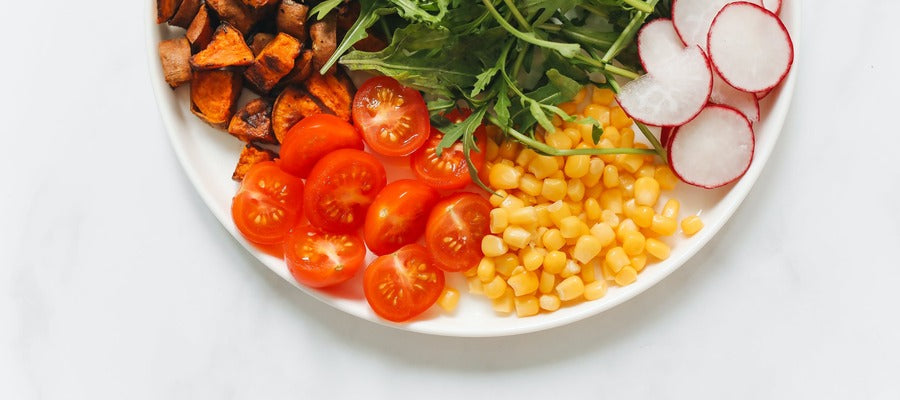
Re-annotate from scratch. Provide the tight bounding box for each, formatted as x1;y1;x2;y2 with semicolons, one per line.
2;1;899;398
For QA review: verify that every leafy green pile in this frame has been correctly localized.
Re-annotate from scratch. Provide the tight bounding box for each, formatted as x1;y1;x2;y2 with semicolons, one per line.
312;0;671;190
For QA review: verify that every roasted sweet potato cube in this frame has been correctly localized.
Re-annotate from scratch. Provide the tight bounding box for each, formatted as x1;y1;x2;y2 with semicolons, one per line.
169;0;203;28
191;70;243;127
158;37;193;88
207;0;259;34
272;85;330;143
157;0;184;24
232;144;277;181
309;13;337;74
248;33;276;56
276;0;309;43
244;33;302;92
186;6;216;52
228;98;277;144
302;73;353;121
277;50;314;89
190;24;254;70
241;0;278;8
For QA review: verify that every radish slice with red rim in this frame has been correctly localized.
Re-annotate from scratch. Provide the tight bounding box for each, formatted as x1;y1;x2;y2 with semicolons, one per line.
668;105;755;189
672;0;762;49
762;0;782;14
711;71;760;122
638;19;687;75
708;2;794;93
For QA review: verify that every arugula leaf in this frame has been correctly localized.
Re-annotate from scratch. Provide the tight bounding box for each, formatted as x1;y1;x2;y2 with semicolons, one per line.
318;0;395;75
388;0;449;24
435;107;487;157
309;0;344;21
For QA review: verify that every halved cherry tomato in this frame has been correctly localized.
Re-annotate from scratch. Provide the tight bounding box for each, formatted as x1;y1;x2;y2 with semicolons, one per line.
304;149;387;233
278;114;364;178
352;76;430;157
364;180;440;256
425;193;492;272
284;225;366;288
363;244;445;322
231;161;305;244
411;114;487;190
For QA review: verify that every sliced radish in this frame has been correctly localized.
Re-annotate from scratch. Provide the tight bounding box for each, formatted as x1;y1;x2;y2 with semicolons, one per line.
708;2;794;93
637;19;686;75
711;71;760;122
755;87;774;99
660;126;674;147
668;105;754;189
672;0;762;49
617;46;712;127
762;0;782;14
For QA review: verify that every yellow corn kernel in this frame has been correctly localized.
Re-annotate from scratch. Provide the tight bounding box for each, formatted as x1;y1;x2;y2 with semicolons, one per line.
581;260;597;283
507;206;536;225
498;158;513;167
490;208;509;234
485;138;499;161
518;193;538;207
549;169;566;180
467;276;484;294
564;155;590;179
507;270;539;296
636;165;656;179
547;200;572;226
483;275;508;299
573;235;603;264
623;198;638;220
527;155;558;180
662;198;680;219
503;226;532;249
498;140;520;160
590;222;616;247
622;231;646;256
616;219;639;242
651;215;678;236
634;177;661;207
545;130;574;150
615;266;638;286
481;235;508;257
581;158;606;188
599;188;624;214
619;174;636;198
630;254;648;272
596;138;617;163
539;271;556;294
602;165;620;188
605;247;630;273
559;216;585;238
437;288;460;312
566;178;585;202
520;247;545;271
500;194;525;209
543;250;567;274
489;163;522;190
559;259;582;279
584;198;602;221
632;206;654;228
601;261;616;281
563;127;581;144
573;87;589;103
489;190;509;207
494;253;519;277
567;201;584;216
645;238;671;260
492;290;514;313
618;154;644;174
519;174;543;197
551;115;563;128
515;148;537;167
592;88;615;105
681;215;705;236
541;178;567;202
542;229;566;251
510;265;526;277
655;166;679;190
556;276;586;301
601;209;620;228
535;204;552;227
477;257;496;283
514;295;540;317
584;280;608;300
559;101;579;116
539;294;561;311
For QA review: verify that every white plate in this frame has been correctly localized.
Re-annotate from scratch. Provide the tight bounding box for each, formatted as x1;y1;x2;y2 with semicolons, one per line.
146;2;799;337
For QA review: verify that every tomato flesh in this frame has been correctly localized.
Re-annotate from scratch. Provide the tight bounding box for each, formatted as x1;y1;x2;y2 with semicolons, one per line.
411;127;487;190
277;114;363;178
352;76;430;157
231;161;304;245
363;244;445;322
304;149;387;233
425;193;492;272
284;225;366;288
364;179;440;256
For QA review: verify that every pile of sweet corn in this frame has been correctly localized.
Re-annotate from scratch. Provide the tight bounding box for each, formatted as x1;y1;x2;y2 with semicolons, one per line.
468;87;705;317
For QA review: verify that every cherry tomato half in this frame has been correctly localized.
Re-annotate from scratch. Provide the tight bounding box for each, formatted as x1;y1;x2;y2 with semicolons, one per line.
363;244;445;322
231;161;305;245
284;225;366;288
304;149;387;233
411;111;487;190
364;179;440;256
425;193;492;272
278;114;364;178
352;76;430;157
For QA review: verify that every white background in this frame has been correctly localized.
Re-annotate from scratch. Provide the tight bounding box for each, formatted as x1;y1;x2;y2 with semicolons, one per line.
2;0;899;398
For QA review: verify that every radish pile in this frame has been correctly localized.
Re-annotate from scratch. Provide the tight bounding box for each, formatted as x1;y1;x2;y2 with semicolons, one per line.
617;0;793;189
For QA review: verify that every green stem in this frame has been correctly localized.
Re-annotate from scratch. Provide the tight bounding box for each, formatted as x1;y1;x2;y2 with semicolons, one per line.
636;121;669;163
602;0;659;63
621;0;654;13
487;116;656;157
573;54;640;80
501;0;530;29
481;0;580;58
577;3;610;19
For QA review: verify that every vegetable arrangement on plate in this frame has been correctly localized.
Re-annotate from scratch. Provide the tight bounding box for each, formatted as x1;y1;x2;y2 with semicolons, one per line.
155;0;794;323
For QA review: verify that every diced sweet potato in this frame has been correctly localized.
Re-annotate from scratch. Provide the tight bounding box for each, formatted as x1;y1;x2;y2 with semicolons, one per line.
232;144;277;181
272;85;330;143
186;5;215;52
158;37;193;88
277;50;314;89
244;33;302;93
157;0;184;24
207;0;259;34
241;0;278;8
248;33;276;56
228;98;277;144
354;32;387;52
302;72;353;121
309;13;337;74
191;70;243;127
190;24;254;70
169;0;203;28
276;0;309;43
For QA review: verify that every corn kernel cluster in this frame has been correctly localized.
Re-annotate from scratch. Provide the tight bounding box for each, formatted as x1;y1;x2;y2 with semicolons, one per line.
469;87;705;317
